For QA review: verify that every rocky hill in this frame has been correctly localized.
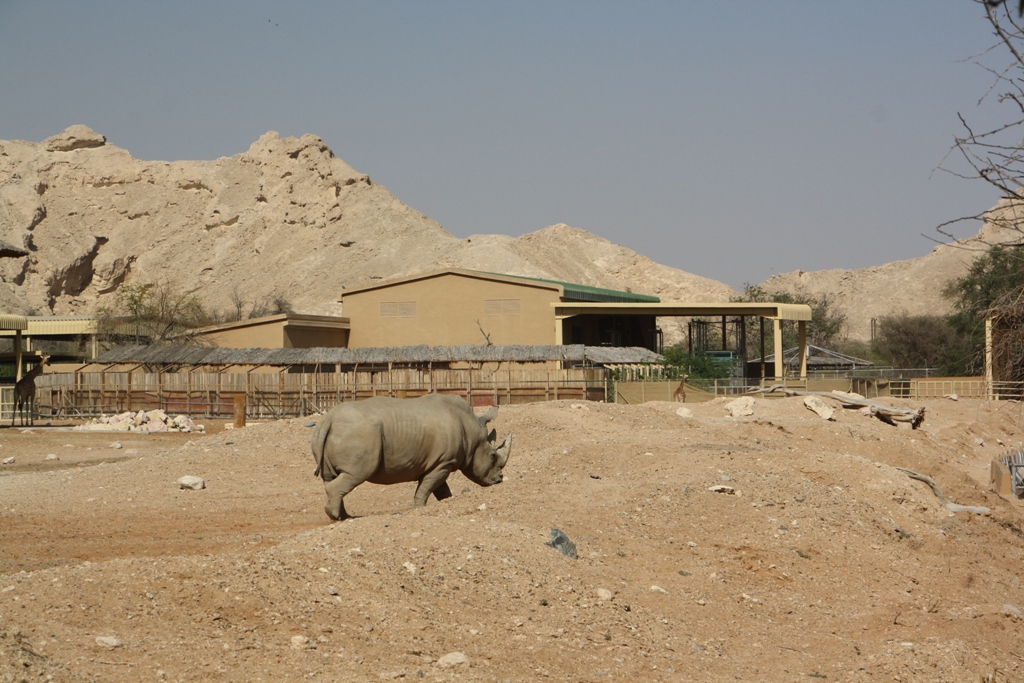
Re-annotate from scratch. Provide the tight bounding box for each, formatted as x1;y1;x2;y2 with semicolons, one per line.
1;125;1017;343
0;126;735;323
761;204;1023;340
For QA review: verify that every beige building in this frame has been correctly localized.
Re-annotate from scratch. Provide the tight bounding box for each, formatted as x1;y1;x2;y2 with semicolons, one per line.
186;313;350;348
341;270;661;349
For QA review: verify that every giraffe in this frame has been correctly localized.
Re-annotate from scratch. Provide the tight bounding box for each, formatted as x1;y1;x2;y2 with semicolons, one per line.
12;354;50;426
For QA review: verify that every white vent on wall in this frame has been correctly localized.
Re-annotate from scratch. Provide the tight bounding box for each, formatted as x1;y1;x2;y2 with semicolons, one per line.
380;301;417;317
484;299;522;316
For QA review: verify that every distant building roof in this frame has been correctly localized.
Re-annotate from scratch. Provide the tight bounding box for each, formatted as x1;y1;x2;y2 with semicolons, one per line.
0;315;88;336
185;312;350;336
89;344;664;367
341;269;660;304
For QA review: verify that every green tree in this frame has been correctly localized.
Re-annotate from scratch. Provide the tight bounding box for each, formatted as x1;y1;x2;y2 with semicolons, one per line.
660;345;734;380
871;314;972;374
729;285;847;360
942;244;1024;378
96;281;212;345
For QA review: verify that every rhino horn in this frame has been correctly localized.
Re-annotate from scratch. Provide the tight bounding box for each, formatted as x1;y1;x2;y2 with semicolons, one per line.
496;433;512;468
478;405;499;427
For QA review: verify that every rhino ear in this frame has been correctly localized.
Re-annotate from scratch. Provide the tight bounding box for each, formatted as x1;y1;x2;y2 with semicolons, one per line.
478;405;499;427
487;428;497;444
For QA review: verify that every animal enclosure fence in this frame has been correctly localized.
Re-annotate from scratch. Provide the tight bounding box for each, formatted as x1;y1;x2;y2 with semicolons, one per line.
35;366;609;419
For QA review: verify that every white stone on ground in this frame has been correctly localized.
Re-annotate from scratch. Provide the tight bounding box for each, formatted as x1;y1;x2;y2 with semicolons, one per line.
803;395;835;421
438;652;470;668
177;476;205;490
724;396;755;418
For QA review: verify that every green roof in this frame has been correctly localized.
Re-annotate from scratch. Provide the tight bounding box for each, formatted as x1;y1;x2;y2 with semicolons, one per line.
472;271;660;304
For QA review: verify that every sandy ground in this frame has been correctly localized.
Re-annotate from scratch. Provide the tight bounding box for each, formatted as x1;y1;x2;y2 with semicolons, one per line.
1;396;1024;682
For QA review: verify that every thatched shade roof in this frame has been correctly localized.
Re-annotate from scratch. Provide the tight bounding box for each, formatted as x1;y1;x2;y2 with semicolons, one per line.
89;344;664;367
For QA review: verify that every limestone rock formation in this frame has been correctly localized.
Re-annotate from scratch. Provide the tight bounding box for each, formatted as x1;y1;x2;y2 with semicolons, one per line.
0;126;736;322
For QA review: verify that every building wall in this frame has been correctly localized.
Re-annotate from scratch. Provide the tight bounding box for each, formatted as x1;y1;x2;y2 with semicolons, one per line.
200;322;285;349
284;327;349;348
344;274;560;348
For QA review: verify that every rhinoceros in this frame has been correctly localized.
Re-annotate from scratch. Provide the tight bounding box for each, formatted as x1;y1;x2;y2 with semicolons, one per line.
311;394;512;520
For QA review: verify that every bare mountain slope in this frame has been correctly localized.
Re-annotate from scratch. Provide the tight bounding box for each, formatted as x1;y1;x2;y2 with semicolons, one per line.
0;127;735;320
759;207;1024;341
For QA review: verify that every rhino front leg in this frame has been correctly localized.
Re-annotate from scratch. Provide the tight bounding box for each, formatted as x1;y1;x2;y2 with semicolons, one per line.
432;481;453;501
413;466;455;507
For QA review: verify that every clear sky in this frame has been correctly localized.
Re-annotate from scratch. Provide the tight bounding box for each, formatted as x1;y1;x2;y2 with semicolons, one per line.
0;1;1009;288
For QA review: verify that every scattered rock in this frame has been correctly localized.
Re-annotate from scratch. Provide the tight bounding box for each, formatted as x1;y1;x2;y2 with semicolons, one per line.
304;421;317;427
1;457;14;465
943;393;959;401
675;406;693;418
290;635;309;649
327;586;339;596
403;562;417;575
709;485;735;495
596;588;613;601
437;652;470;668
109;441;122;449
477;503;487;511
94;636;122;648
545;529;578;560
803;395;835;421
650;585;668;594
177;476;205;490
724;396;755;418
79;412;202;433
44;453;59;461
589;473;601;479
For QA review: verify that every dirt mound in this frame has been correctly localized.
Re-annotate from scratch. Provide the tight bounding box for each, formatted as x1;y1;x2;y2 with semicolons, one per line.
1;397;1022;681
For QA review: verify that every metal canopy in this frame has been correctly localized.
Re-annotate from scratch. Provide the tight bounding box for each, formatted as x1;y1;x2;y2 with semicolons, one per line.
552;301;812;320
552;301;813;380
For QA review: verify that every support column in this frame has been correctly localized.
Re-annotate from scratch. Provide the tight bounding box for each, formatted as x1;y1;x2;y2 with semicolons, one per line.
773;318;784;381
797;321;807;380
986;315;994;401
759;317;765;381
14;330;22;382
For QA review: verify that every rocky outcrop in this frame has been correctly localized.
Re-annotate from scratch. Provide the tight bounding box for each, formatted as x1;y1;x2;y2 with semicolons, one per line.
44;125;106;152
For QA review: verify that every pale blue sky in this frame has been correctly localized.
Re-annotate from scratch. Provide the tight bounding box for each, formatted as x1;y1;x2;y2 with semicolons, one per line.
0;1;1007;288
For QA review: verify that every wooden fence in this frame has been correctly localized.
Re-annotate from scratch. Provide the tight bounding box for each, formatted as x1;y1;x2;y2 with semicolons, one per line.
35;366;609;419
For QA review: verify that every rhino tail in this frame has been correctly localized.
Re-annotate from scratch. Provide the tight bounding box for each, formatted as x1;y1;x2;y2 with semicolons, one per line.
311;412;333;479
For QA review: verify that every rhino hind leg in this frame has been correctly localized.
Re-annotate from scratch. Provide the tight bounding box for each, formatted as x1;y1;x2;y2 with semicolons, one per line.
323;472;366;521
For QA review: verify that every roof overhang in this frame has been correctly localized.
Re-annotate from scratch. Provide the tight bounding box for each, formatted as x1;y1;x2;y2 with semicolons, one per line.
0;314;30;332
552;301;813;321
0;316;96;336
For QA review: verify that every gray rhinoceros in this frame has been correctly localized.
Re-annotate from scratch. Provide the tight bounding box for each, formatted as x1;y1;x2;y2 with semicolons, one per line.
311;394;512;520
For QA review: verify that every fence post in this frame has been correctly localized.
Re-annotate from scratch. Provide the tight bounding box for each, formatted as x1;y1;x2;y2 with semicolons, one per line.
234;394;246;429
